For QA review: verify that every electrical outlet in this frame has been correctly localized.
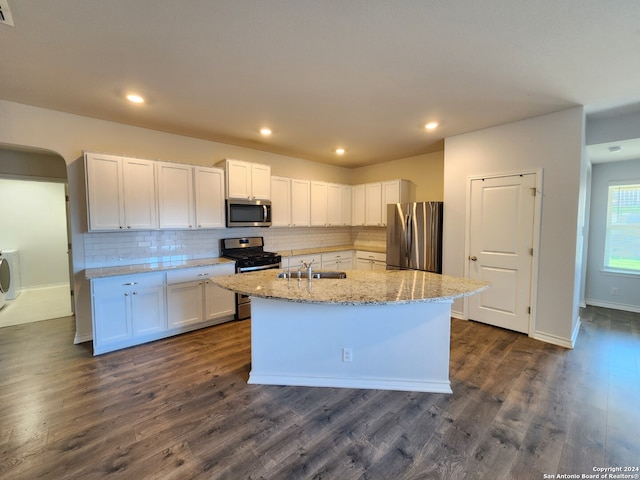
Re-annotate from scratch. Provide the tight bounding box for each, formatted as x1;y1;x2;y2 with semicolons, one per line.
342;347;353;363
611;287;619;296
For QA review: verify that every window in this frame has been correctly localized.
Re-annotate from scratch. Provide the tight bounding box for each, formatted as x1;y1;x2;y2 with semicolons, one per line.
604;182;640;273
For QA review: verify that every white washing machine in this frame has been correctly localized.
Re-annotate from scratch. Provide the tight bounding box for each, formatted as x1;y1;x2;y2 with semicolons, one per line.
2;250;21;300
0;252;9;309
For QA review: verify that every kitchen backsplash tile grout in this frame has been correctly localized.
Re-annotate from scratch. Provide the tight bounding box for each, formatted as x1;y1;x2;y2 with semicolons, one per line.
84;227;386;268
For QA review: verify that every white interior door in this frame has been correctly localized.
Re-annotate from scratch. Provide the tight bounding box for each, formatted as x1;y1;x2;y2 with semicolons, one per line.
468;174;537;334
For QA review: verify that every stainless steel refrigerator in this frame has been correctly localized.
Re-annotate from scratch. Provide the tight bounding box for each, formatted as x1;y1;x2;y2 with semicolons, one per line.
386;202;443;273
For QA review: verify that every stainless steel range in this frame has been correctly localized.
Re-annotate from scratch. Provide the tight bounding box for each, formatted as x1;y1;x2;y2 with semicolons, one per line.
221;236;281;320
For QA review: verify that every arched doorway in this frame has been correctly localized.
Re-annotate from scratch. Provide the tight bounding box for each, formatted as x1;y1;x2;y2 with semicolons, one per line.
0;145;74;327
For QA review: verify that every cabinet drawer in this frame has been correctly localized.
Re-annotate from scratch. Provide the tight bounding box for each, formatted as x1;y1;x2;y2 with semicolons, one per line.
166;266;218;284
166;263;235;284
93;271;165;290
355;251;386;262
287;254;321;269
321;251;353;263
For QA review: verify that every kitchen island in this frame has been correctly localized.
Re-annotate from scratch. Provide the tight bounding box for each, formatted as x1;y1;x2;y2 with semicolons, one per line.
211;269;489;393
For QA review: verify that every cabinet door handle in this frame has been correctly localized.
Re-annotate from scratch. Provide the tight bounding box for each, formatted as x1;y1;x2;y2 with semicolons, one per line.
469;256;478;261
197;273;210;276
123;282;138;286
132;291;138;295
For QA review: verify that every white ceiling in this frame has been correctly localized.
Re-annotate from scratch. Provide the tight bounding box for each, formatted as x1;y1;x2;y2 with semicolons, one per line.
586;138;640;164
2;1;640;167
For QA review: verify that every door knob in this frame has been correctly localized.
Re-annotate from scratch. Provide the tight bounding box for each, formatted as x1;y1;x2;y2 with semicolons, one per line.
469;256;477;261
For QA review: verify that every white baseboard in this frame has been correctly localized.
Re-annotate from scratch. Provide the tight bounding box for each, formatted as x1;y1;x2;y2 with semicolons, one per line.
248;373;453;394
585;299;640;314
74;332;93;344
571;317;581;347
450;309;465;320
531;327;576;349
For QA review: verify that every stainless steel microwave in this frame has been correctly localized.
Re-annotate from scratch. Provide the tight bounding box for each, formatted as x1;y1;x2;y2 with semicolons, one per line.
226;199;272;227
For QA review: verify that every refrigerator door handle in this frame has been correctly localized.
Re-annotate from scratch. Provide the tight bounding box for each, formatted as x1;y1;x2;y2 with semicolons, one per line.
405;213;413;264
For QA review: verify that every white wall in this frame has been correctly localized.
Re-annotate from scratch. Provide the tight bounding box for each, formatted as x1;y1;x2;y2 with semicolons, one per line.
586;110;640;145
351;151;445;202
443;107;586;347
585;159;640;312
0;178;69;288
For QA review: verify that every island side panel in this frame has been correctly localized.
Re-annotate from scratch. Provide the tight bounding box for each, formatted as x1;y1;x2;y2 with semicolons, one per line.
249;297;453;393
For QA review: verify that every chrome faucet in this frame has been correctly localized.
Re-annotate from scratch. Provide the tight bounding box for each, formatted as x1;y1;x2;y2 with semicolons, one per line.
302;260;314;279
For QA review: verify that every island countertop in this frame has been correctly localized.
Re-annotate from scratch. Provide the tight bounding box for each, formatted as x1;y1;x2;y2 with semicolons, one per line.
211;269;489;305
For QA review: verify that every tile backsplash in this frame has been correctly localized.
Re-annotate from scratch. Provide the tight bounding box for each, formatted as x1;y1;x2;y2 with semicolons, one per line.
84;226;386;268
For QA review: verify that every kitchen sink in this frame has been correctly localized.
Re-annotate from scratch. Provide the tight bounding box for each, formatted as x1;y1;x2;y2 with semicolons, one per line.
276;271;347;279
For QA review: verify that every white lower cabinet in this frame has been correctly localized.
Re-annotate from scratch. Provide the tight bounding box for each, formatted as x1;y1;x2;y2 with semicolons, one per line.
355;251;387;271
167;279;204;329
91;263;236;355
166;264;236;331
204;273;236;323
91;272;166;355
284;253;321;273
321;251;354;270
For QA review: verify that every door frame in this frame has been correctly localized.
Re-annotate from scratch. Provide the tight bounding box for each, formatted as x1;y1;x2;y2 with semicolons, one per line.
463;168;544;336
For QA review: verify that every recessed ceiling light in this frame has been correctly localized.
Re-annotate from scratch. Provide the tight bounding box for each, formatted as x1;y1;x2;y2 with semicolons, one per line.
335;148;346;155
260;128;272;136
608;145;622;153
126;94;145;104
425;122;439;130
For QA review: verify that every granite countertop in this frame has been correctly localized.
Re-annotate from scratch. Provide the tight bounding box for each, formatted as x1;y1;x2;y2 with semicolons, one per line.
85;257;235;279
278;245;386;257
211;269;489;306
84;245;384;280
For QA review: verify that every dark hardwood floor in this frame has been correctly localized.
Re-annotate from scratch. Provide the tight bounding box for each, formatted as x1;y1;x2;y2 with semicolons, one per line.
1;306;638;479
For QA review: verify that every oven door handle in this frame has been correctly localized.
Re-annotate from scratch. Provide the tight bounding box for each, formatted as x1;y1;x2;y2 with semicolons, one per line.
238;264;280;273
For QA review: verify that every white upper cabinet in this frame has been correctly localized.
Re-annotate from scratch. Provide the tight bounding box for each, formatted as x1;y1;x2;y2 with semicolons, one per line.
157;162;195;229
122;157;158;230
250;162;271;200
225;159;271;200
272;177;349;228
351;179;413;227
226;159;251;199
86;152;124;231
290;179;311;227
157;164;226;230
381;180;413;226
365;182;383;226
341;185;352;226
271;176;292;227
310;181;329;226
352;185;366;226
327;183;343;226
86;152;226;231
85;152;157;231
310;181;351;227
193;167;225;228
